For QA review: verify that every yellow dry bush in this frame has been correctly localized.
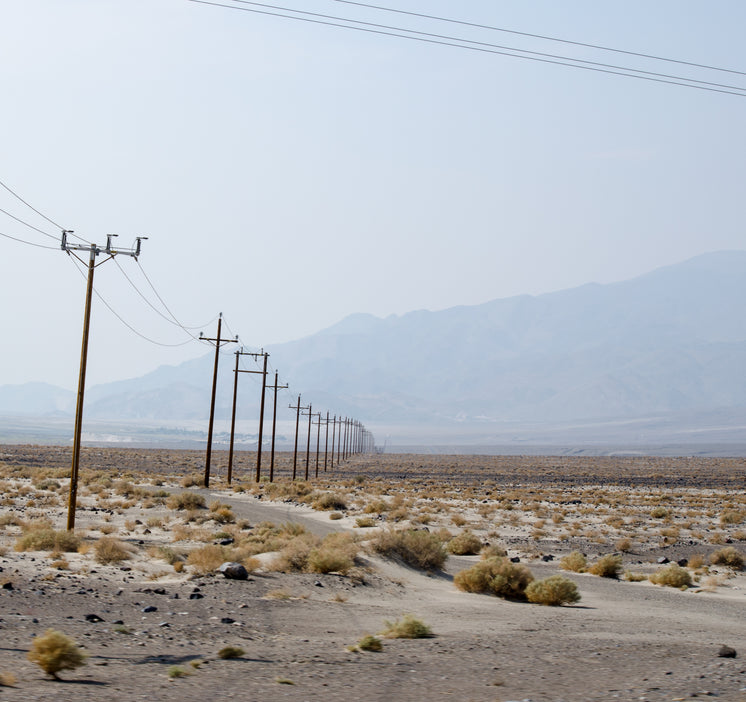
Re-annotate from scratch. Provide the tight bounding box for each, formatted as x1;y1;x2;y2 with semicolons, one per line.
94;537;135;564
446;531;482;555
27;629;87;679
381;614;432;639
526;575;581;606
649;563;692;588
559;551;587;573
371;528;446;571
588;554;622;578
307;532;358;574
186;544;226;575
454;557;534;600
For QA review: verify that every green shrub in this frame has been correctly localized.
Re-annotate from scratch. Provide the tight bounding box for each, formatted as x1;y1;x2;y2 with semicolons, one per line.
381;614;432;639
446;531;482;555
559;551;587;572
710;546;744;570
352;635;383;652
27;629;87;679
454;557;534;600
649;563;692;588
371;528;446;571
526;575;581;606
588;554;623;578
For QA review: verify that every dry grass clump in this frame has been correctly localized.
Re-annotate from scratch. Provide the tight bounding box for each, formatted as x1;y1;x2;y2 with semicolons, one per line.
186;544;229;574
709;546;744;570
719;510;744;526
166;492;206;511
0;671;17;686
217;646;245;659
15;524;81;553
588;554;623;578
312;492;348;511
181;475;203;488
208;501;235;524
349;634;383;652
307;532;359;574
27;629;87;680
270;533;320;573
94;537;135;564
381;614;432;639
371;528;446;571
649;563;692;588
525;575;581;606
446;531;482;555
559;551;587;573
454;557;534;600
480;544;508;559
355;517;376;528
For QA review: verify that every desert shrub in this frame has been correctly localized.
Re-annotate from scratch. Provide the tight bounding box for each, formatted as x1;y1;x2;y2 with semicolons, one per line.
329;512;343;521
35;478;61;491
186;544;226;574
719;510;744;526
353;635;383;652
218;646;245;659
710;546;744;570
27;629;87;679
450;513;468;527
623;571;647;582
181;475;203;488
687;553;706;569
270;533;320;573
615;538;633;552
446;531;482;555
526;575;581;606
649;563;692;588
480;544;508;559
210;506;235;524
650;506;669;519
312;492;348;511
0;671;17;686
559;551;587;573
381;614;432;639
363;499;389;514
15;527;81;553
454;557;534;600
166;492;206;511
307;532;358;574
94;537;134;564
355;517;376;528
588;554;622;578
371;528;446;571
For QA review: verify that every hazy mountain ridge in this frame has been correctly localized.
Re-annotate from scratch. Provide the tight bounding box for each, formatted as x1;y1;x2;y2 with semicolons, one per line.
2;251;746;437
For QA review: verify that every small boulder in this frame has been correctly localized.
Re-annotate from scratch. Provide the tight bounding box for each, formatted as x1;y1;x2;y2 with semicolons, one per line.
218;562;249;580
717;645;737;658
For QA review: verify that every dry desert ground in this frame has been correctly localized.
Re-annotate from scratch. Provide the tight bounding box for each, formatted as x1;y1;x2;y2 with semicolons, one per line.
0;445;744;702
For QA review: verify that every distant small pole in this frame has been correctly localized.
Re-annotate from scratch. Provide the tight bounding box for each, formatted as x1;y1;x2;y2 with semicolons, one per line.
227;348;241;486
304;403;313;481
330;414;337;469
323;411;330;472
269;371;288;483
314;412;322;479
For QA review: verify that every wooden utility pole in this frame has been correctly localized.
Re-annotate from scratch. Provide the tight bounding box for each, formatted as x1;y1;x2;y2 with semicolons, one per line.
323;411;330;473
245;351;269;482
303;403;313;480
200;314;238;488
313;412;322;478
330;414;337;469
63;232;146;530
268;370;288;483
288;395;308;481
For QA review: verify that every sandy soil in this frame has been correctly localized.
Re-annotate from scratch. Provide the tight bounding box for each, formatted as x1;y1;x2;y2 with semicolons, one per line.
0;446;744;702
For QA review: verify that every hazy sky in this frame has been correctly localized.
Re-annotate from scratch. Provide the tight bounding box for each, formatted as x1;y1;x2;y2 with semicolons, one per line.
1;0;744;390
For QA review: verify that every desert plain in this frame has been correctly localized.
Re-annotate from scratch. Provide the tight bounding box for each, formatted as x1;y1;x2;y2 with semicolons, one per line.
0;444;744;702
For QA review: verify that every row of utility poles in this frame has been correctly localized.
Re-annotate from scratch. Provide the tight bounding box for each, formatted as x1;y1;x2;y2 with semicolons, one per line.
62;233;373;530
199;315;374;488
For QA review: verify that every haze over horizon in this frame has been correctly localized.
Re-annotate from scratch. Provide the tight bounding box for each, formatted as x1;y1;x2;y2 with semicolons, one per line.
2;1;744;391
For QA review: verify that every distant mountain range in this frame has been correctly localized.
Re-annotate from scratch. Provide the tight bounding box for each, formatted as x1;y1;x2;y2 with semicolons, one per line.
2;251;746;446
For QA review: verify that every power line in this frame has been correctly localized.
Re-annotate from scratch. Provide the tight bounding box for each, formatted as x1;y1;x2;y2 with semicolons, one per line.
187;0;746;97
0;206;58;240
68;256;196;348
227;1;746;93
0;229;59;250
136;260;219;331
332;0;746;78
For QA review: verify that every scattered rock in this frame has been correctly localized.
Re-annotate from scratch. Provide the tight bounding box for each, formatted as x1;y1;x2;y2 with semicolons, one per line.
541;555;554;562
315;581;324;587
142;606;158;613
510;557;521;563
189;593;204;600
717;645;737;658
85;614;105;622
219;538;234;546
220;617;235;624
2;582;13;590
218;562;248;580
657;557;670;564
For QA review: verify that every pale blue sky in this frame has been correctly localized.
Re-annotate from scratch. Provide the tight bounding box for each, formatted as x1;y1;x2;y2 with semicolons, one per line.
1;0;744;389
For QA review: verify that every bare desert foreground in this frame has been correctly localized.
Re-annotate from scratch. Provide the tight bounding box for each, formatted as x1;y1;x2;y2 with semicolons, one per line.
0;445;744;702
